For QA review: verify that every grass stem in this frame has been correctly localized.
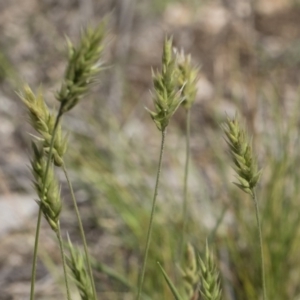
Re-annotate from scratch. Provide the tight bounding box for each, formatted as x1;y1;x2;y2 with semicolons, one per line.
30;208;42;300
57;223;71;300
252;189;267;300
30;108;62;300
179;108;191;261
137;130;166;300
62;163;97;299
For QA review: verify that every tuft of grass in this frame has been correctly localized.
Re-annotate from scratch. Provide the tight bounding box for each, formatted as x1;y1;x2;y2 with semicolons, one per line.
17;12;300;300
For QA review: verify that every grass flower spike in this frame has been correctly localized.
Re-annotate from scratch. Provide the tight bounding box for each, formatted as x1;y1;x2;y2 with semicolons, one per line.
223;115;261;197
199;242;222;300
31;142;62;232
31;142;71;299
56;23;105;113
67;236;93;300
20;85;67;166
180;243;199;299
177;50;198;110
147;37;183;131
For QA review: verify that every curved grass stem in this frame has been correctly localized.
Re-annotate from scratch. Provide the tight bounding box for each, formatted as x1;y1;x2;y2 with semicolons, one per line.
137;130;166;300
252;189;267;300
62;163;97;299
30;108;62;300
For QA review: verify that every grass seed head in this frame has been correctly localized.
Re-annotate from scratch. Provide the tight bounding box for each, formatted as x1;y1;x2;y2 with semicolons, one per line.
199;242;222;300
31;142;62;232
223;115;261;197
67;236;93;300
56;23;105;113
20;85;67;166
180;243;199;299
177;50;198;110
147;37;183;131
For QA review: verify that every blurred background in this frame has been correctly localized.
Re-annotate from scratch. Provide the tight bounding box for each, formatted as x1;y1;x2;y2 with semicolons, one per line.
2;0;300;299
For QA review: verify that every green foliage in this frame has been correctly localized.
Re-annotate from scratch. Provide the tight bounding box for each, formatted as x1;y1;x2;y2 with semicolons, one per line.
158;262;184;300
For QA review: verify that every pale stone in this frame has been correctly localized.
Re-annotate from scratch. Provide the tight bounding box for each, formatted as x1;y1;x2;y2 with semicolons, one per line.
0;194;38;237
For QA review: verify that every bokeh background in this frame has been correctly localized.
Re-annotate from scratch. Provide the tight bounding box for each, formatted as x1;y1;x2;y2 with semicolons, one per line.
2;0;300;299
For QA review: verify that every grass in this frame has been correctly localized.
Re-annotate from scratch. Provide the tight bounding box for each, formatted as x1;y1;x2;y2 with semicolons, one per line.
15;11;300;300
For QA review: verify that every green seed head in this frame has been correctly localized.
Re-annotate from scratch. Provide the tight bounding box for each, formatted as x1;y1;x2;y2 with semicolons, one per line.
199;242;222;300
177;50;198;110
67;236;93;300
31;143;62;232
56;23;105;113
20;85;67;166
180;243;199;299
146;37;184;131
223;115;261;197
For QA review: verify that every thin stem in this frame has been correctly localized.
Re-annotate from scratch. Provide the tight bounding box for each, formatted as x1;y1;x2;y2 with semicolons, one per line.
137;130;166;300
57;223;72;300
30;108;63;300
62;163;97;299
30;209;42;300
179;108;191;261
252;189;267;300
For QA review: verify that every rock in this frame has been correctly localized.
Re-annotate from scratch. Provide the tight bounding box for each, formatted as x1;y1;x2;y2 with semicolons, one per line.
0;194;37;237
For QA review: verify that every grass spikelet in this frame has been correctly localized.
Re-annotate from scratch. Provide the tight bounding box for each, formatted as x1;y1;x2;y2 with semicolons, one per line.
180;243;199;299
199;242;222;300
20;85;67;166
31;142;62;232
177;50;198;110
146;37;183;131
222;115;261;197
67;236;93;300
56;23;105;113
